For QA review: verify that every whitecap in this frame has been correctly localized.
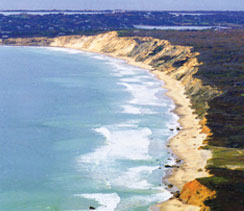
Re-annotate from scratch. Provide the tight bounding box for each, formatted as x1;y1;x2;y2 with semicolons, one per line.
111;166;158;190
165;114;180;133
90;55;108;60
47;47;82;54
94;127;111;142
118;82;162;106
121;104;157;115
78;127;152;165
119;77;142;83
117;191;172;210
75;193;120;211
108;62;139;76
121;105;141;114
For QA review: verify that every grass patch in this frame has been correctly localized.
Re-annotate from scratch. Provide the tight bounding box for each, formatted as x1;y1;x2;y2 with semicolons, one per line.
197;176;229;190
149;45;163;56
207;146;244;170
197;168;244;210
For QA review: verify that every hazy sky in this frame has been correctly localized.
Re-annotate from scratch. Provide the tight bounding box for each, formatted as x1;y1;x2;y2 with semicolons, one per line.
0;0;243;11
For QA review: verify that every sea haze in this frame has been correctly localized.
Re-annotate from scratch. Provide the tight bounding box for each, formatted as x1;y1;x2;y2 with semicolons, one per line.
0;46;179;210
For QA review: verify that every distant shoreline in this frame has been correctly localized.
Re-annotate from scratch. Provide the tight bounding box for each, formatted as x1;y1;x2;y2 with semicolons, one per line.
51;44;211;211
103;56;211;211
1;33;212;210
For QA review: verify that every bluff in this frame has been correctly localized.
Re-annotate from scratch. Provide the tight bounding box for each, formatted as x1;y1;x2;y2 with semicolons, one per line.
4;31;220;112
2;31;219;210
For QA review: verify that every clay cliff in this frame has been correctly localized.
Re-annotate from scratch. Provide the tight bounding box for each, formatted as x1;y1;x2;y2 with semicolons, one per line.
2;32;218;210
180;180;216;211
4;31;220;110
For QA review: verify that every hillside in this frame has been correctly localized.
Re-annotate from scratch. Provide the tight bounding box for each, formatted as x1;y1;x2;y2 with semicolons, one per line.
2;30;244;210
120;29;244;210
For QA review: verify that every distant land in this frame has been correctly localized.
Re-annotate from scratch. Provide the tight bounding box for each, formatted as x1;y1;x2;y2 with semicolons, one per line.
1;10;244;210
1;10;244;38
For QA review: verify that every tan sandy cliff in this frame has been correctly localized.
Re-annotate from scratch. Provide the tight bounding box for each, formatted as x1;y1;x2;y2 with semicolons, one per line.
2;31;219;210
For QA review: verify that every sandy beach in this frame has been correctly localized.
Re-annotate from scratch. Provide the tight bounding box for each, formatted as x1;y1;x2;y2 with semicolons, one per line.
152;70;211;211
108;57;212;210
3;37;211;210
40;43;213;209
53;47;210;209
70;47;212;210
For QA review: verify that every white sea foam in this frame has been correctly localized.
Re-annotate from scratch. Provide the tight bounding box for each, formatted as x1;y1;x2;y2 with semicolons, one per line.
116;120;140;128
166;114;180;132
90;54;108;60
78;127;152;165
76;193;120;211
94;127;111;142
143;81;159;86
111;166;157;190
121;104;157;115
2;46;177;211
121;105;141;114
70;53;177;209
168;100;176;112
115;69;138;76
138;75;155;79
166;156;177;166
118;82;162;106
119;76;162;87
47;47;82;54
117;191;172;210
109;62;139;76
119;77;142;83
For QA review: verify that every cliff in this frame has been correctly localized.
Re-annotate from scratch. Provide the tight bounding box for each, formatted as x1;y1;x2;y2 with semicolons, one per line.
180;180;216;211
2;32;218;210
3;32;220;108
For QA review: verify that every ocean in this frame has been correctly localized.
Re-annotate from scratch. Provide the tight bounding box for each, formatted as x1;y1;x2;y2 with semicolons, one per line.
0;46;179;210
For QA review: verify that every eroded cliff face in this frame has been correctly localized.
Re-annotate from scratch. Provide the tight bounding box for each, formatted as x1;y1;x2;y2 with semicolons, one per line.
50;32;197;84
180;180;216;211
4;37;52;46
3;32;219;114
2;31;218;209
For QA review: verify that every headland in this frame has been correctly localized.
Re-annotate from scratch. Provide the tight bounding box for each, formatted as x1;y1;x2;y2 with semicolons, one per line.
1;31;238;210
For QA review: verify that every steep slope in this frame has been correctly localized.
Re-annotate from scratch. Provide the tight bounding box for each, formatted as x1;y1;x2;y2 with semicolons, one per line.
2;32;218;210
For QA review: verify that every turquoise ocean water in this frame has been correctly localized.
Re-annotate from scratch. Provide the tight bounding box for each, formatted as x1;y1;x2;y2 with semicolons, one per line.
0;46;179;210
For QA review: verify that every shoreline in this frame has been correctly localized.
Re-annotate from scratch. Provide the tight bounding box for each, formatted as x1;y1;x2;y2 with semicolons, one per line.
94;53;212;210
1;43;211;210
76;47;211;210
152;70;211;211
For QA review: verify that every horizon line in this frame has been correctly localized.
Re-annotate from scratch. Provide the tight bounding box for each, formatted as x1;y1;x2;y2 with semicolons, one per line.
1;9;244;12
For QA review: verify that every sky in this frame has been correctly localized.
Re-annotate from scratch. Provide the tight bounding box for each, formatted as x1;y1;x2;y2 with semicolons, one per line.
0;0;243;11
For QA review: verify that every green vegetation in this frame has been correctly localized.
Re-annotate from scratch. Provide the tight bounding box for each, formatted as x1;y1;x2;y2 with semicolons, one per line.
2;11;244;210
2;11;244;39
149;45;163;56
197;168;244;211
119;29;244;147
206;146;244;170
197;176;229;190
119;29;244;210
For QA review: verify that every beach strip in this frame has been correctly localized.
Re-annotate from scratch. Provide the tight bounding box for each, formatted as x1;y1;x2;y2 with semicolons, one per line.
107;57;212;211
69;48;211;210
2;35;211;210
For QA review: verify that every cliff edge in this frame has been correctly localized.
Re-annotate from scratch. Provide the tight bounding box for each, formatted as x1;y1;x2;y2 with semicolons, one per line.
2;32;218;210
